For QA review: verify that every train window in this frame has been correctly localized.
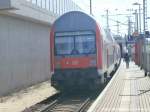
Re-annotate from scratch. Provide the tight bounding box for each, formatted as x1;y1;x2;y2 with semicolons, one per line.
55;37;74;55
55;31;96;55
75;35;95;54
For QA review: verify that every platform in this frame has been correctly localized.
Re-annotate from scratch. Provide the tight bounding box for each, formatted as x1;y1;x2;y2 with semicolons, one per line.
0;81;57;112
88;61;150;112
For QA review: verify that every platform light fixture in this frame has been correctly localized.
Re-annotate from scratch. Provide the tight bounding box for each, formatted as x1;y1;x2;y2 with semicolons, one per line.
132;2;142;34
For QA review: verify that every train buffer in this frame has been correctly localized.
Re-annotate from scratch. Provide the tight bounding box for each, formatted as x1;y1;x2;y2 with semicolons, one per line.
88;61;150;112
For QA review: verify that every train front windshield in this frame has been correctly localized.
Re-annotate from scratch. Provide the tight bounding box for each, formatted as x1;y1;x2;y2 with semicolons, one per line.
55;31;96;55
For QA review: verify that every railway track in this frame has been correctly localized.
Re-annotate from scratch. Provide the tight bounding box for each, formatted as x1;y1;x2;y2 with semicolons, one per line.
22;90;101;112
40;93;91;112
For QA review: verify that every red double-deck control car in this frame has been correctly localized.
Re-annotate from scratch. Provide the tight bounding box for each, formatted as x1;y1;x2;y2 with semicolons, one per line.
50;11;121;90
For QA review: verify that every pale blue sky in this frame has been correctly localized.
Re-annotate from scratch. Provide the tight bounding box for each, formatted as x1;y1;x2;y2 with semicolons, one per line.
74;0;150;35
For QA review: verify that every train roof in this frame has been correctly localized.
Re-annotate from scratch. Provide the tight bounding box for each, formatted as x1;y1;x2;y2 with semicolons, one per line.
53;11;115;43
53;11;98;32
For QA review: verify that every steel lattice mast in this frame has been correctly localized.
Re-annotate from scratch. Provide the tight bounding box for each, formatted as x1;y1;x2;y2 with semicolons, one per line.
143;0;148;32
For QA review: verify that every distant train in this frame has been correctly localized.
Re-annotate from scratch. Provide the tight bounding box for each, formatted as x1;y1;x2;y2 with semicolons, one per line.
50;11;121;90
134;33;150;76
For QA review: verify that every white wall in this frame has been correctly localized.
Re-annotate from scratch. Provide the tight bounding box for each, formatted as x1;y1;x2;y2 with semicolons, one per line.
0;15;51;96
0;0;11;9
0;0;57;25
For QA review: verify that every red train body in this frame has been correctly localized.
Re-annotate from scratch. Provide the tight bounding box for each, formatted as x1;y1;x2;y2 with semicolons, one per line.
50;11;121;90
134;37;144;66
134;34;150;76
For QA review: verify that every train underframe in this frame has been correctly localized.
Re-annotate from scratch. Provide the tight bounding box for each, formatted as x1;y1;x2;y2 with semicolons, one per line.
51;68;104;91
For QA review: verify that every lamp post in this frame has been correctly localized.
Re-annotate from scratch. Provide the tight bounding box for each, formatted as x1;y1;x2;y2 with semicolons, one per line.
90;0;92;15
115;9;120;35
147;17;150;31
133;10;139;32
133;2;142;34
126;9;134;34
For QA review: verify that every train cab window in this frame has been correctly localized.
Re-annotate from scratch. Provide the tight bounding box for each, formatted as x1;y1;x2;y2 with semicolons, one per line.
75;35;95;54
55;31;96;55
55;37;74;55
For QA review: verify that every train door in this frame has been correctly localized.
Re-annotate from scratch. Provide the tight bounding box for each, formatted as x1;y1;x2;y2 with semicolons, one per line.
113;45;116;64
106;48;109;68
145;39;150;73
103;42;108;71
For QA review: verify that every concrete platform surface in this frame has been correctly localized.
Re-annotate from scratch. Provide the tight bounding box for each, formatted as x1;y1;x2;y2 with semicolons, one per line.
88;61;150;112
0;81;57;112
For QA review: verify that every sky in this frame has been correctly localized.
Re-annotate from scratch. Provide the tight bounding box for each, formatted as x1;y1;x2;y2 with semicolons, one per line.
74;0;150;36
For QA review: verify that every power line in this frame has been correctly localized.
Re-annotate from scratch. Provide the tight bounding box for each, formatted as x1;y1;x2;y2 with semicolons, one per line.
101;15;129;26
